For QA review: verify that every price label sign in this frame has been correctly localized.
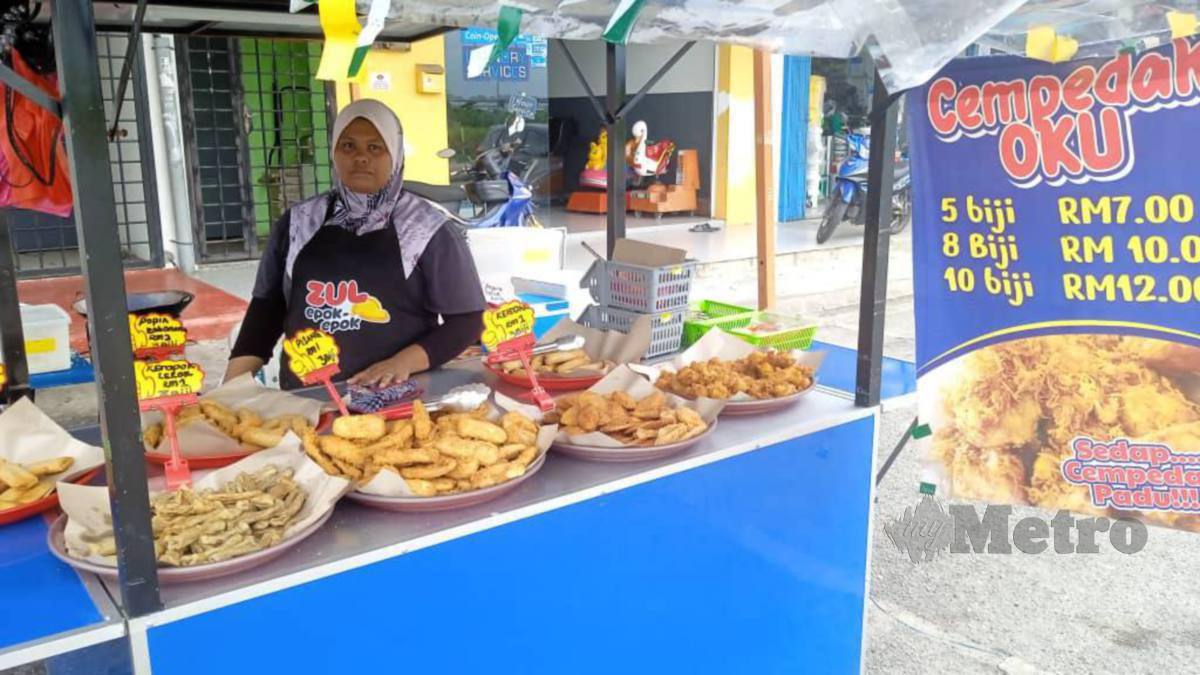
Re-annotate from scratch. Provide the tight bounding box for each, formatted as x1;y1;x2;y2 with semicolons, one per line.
0;363;6;391
481;301;535;351
129;313;187;355
134;359;204;402
284;328;341;382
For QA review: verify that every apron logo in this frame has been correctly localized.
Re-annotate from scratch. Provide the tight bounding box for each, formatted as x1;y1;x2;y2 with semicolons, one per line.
303;280;391;333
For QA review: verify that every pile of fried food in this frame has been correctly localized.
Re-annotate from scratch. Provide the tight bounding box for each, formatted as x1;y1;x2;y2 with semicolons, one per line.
934;335;1200;528
496;348;610;378
302;402;541;497
0;456;74;510
655;351;815;400
543;390;708;446
144;401;313;452
81;465;307;566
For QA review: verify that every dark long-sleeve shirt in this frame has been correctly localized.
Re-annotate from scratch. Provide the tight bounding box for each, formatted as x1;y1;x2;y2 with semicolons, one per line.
231;208;486;389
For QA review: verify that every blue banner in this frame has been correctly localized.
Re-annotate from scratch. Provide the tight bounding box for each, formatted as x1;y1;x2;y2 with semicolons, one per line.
911;40;1200;530
909;39;1200;375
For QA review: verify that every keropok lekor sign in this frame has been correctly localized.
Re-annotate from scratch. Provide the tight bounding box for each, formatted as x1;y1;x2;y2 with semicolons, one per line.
924;37;1200;188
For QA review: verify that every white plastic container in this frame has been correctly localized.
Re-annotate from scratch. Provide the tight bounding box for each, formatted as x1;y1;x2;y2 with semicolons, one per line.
0;304;72;374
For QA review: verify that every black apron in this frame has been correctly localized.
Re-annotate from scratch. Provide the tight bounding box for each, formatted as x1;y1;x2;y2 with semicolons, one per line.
281;225;437;390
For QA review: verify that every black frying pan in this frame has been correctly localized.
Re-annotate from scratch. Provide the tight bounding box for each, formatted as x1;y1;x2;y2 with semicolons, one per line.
72;291;195;318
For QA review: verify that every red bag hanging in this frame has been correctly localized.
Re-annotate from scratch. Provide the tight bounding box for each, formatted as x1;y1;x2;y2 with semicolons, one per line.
0;48;72;217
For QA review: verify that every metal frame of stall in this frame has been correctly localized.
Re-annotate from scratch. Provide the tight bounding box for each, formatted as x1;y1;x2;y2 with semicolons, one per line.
0;0;900;664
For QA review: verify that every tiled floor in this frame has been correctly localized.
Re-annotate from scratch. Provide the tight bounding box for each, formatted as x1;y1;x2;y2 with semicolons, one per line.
17;268;248;353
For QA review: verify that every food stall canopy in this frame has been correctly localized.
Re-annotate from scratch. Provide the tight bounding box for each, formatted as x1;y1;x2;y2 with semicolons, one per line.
364;0;1200;91
51;0;445;40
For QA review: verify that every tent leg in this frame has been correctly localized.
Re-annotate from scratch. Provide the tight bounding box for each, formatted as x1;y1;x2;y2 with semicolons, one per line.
753;50;776;310
0;212;30;403
855;71;899;408
605;42;626;258
53;0;162;616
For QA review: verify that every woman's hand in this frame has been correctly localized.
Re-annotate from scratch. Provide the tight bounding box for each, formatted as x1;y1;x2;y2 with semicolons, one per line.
349;345;430;388
223;356;265;385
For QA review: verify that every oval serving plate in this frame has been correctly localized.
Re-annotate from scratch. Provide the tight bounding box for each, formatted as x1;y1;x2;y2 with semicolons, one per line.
47;509;333;583
346;454;546;513
551;419;717;463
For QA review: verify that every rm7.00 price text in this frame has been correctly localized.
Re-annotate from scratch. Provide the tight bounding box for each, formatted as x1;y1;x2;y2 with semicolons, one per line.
1058;194;1194;225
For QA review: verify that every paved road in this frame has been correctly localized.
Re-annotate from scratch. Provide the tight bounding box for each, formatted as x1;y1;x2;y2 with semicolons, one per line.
866;400;1200;674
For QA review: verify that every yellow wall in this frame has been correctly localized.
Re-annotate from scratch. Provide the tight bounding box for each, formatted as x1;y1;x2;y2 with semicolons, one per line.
334;37;450;184
712;45;757;226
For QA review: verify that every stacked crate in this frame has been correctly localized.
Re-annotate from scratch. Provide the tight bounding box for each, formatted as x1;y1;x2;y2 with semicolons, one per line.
578;258;697;360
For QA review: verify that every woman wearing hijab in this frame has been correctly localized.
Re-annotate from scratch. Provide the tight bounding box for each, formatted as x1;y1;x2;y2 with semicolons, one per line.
225;99;486;389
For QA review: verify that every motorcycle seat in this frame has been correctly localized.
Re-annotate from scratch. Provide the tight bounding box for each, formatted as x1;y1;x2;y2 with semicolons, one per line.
406;181;468;204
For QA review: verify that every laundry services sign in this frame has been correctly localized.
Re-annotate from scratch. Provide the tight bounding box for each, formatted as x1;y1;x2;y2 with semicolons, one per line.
460;27;546;80
907;39;1200;532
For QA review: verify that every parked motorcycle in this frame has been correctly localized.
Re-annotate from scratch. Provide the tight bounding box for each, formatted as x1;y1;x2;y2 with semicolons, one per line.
405;141;540;228
816;132;911;244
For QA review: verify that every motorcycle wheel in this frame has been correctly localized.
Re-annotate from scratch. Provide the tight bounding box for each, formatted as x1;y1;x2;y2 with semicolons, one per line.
888;189;912;235
817;200;848;244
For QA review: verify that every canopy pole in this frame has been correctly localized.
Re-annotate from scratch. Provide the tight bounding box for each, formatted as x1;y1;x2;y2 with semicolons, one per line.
854;71;900;408
0;213;31;403
53;0;162;616
753;50;776;310
605;41;627;257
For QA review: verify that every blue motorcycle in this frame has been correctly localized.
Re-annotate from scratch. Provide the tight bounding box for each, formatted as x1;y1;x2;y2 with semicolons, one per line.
406;137;541;228
816;132;911;244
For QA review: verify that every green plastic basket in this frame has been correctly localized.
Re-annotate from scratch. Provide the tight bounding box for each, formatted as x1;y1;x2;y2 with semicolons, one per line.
684;300;753;346
684;309;818;351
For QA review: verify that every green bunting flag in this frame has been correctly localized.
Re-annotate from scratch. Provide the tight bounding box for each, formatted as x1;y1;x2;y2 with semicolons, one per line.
602;0;646;44
467;5;524;79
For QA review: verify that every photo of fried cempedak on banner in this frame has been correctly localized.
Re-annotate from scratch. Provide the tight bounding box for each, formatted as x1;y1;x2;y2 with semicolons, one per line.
908;39;1200;533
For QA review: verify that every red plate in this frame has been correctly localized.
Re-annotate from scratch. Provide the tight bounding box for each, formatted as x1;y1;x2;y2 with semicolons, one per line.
0;468;102;526
484;363;605;391
146;411;336;469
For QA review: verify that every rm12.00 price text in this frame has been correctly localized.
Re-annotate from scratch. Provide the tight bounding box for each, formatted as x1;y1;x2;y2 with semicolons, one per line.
1063;274;1200;303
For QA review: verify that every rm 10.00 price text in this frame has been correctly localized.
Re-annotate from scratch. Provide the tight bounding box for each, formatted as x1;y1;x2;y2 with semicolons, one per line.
1063;274;1200;303
1061;235;1200;264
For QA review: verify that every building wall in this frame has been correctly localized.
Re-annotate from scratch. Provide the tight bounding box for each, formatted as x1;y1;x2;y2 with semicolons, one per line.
713;44;756;226
335;37;450;185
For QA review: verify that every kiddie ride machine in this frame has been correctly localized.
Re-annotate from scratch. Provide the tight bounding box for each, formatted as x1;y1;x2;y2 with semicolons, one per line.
566;121;698;218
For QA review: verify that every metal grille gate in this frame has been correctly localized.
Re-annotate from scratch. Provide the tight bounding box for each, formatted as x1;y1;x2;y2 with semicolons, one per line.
8;32;162;277
178;36;333;262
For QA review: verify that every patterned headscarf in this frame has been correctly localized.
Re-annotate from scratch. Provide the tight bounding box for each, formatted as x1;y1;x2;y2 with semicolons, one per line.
284;99;447;285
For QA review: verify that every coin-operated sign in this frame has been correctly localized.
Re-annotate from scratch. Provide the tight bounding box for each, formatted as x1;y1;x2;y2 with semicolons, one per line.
481;301;535;351
134;359;205;402
284;328;341;382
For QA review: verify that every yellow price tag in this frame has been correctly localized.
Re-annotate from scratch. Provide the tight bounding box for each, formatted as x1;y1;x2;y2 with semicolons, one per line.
0;364;6;390
481;301;536;350
129;313;187;352
134;360;204;401
659;312;672;322
284;328;341;381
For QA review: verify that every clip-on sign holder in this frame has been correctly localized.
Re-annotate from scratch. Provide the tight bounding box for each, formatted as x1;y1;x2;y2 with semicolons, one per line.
299;364;351;418
485;332;555;411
